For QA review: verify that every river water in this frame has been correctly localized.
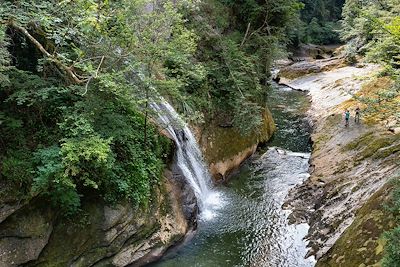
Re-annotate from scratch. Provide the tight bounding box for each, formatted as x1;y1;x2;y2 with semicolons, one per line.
150;83;314;267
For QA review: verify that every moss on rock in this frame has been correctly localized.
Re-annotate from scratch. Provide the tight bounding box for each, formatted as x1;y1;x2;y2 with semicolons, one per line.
342;131;375;152
0;170;191;267
317;184;396;267
341;131;400;162
199;107;275;179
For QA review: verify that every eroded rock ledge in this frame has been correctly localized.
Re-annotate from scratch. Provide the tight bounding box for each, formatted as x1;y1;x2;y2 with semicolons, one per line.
282;58;400;265
0;169;196;267
195;108;276;181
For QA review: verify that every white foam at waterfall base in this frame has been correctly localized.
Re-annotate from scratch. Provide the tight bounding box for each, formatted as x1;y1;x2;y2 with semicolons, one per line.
150;100;224;221
200;191;225;221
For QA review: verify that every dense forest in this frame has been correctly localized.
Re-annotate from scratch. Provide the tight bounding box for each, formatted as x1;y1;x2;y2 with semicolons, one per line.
0;0;399;265
0;0;302;215
298;0;345;44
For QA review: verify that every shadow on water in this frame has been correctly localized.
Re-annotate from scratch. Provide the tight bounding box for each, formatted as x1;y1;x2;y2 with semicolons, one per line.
149;83;314;267
264;83;311;153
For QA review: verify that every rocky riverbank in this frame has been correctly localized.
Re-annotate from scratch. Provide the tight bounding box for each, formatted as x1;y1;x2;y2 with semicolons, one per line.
281;58;400;266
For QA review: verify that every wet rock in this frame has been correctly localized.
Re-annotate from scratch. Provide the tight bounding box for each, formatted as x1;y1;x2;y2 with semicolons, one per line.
170;167;198;227
0;181;32;224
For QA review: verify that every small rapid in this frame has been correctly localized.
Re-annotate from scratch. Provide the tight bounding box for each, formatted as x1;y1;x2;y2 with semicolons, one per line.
151;100;223;219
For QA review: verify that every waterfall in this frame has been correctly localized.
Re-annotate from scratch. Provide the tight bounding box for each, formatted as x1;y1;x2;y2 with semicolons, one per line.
150;100;222;219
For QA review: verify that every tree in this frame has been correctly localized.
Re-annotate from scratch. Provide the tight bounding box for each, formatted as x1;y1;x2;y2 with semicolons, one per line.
0;0;192;214
297;0;345;44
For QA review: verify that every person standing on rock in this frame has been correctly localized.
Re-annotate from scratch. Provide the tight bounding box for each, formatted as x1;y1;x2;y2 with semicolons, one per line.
345;110;350;127
355;107;361;123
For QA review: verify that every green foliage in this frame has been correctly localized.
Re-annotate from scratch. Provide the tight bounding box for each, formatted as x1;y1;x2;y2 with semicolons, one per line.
1;72;170;214
61;135;113;188
0;0;179;214
382;227;400;267
382;178;400;267
178;0;302;133
1;149;34;189
354;78;400;122
0;0;312;214
33;146;80;216
341;0;400;65
300;0;344;23
343;40;358;64
341;0;400;123
304;18;341;44
388;179;400;214
0;25;10;86
296;0;344;44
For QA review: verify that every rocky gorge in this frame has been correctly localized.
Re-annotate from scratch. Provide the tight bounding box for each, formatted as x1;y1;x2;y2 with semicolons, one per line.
1;52;398;267
280;56;400;266
0;102;275;267
2;0;400;266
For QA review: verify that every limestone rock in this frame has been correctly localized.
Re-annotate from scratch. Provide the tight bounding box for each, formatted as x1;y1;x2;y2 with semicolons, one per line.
0;201;54;266
0;172;193;267
283;60;398;266
197;108;275;181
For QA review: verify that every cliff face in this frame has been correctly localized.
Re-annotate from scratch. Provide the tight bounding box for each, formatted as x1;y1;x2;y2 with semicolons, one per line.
281;58;400;265
0;170;195;267
196;108;276;181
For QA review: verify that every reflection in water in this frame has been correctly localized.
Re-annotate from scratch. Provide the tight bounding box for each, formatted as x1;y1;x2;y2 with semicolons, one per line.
266;83;311;152
150;84;314;267
241;148;313;267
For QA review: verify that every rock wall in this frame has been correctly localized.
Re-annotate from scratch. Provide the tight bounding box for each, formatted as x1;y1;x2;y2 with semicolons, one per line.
195;108;275;181
0;170;196;267
286;115;400;261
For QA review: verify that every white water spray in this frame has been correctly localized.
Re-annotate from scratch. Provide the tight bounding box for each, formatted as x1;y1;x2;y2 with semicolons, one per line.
151;100;222;220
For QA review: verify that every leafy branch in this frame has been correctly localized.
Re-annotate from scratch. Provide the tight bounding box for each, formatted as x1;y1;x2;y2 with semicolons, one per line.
8;20;86;84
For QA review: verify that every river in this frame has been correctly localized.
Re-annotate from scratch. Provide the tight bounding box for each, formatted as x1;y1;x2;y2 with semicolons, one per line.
150;83;314;267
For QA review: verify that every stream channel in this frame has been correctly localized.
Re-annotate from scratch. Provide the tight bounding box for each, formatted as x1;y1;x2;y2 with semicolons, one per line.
150;83;314;267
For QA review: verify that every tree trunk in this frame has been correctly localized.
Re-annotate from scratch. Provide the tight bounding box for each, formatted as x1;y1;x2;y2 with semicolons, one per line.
9;21;84;84
144;85;149;149
143;65;153;149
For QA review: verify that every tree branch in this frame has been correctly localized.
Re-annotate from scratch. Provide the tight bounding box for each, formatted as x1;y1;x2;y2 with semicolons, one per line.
9;20;86;84
240;22;251;48
82;56;105;96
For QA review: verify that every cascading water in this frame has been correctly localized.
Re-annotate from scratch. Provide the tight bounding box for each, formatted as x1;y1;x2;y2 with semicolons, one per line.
150;100;222;219
150;83;315;267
